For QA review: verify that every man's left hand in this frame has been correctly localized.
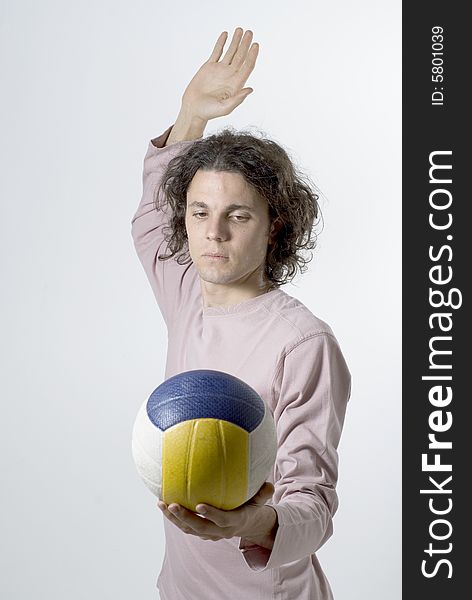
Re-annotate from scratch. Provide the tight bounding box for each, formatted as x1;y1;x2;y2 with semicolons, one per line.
157;482;278;548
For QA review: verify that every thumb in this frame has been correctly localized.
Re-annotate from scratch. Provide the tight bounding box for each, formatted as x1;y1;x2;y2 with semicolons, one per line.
222;87;254;113
247;482;274;506
235;87;254;102
239;87;254;96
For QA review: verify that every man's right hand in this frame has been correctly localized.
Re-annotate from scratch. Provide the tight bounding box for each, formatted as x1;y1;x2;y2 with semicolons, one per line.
181;27;259;121
165;27;259;145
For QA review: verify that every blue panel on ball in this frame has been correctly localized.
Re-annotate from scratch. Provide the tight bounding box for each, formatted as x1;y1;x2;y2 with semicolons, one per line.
147;369;265;433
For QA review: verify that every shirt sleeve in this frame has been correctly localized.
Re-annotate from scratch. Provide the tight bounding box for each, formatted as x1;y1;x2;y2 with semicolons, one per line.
238;331;352;571
130;125;200;326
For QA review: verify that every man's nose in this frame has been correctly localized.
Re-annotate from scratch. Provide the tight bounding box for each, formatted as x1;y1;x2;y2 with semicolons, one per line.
205;216;229;241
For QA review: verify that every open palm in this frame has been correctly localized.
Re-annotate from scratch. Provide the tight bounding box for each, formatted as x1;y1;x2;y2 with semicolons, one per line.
181;28;259;121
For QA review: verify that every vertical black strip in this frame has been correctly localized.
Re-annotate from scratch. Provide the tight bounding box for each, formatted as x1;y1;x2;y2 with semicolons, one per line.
403;3;468;597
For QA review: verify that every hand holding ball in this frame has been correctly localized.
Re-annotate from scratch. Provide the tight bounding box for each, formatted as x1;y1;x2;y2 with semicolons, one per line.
131;370;277;512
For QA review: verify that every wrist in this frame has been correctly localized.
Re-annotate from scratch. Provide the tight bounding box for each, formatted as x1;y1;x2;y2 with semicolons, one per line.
243;506;278;550
165;106;207;146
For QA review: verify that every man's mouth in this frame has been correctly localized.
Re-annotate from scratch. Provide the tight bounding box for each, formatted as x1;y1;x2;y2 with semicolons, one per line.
203;252;228;259
203;254;228;260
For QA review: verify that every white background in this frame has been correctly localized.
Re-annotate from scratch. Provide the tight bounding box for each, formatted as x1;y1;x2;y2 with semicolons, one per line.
0;1;401;598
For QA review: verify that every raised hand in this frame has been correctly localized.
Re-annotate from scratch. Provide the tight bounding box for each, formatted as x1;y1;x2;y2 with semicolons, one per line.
165;27;259;146
180;27;259;121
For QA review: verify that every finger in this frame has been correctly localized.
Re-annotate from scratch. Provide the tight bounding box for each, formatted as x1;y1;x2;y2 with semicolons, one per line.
207;31;228;63
221;27;244;64
195;504;232;528
159;504;197;535
230;30;253;69
167;504;220;536
163;507;210;536
236;43;259;85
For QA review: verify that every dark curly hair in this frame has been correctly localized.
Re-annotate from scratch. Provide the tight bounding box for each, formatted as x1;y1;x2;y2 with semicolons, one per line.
155;126;323;287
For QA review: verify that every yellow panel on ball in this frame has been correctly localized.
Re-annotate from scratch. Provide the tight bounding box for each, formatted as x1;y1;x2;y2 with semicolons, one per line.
161;418;249;511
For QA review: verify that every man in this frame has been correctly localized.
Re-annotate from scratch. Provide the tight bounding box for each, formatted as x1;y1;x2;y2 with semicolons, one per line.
131;27;351;600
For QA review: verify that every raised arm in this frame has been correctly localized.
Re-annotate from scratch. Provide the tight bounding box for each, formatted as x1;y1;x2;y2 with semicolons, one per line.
131;27;259;325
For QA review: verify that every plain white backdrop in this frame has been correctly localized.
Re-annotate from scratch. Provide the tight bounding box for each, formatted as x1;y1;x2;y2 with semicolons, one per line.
0;1;401;598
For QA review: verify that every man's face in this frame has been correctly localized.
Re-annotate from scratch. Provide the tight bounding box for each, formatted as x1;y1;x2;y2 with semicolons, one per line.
185;169;272;289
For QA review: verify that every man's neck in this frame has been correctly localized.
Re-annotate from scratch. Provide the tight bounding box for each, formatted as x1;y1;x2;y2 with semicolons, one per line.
200;280;274;308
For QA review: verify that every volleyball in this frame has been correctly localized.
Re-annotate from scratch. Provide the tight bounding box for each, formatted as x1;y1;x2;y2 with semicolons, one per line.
131;369;277;512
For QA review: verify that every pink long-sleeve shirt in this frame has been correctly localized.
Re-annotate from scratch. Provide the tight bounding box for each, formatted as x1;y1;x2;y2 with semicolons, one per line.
131;125;352;600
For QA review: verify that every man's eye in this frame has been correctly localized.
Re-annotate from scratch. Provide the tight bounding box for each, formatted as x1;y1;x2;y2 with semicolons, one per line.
231;215;249;221
193;212;207;218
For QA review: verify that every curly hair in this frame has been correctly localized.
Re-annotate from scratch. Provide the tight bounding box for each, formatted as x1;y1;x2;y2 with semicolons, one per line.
155;126;322;287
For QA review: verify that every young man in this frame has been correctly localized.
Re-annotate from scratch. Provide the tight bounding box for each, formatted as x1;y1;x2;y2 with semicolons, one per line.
131;27;351;600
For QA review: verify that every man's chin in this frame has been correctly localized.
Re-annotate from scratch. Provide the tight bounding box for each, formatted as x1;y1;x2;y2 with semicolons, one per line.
194;264;234;285
198;274;234;286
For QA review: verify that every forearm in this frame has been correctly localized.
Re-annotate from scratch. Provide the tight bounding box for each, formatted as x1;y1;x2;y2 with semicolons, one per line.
239;496;335;572
165;105;208;146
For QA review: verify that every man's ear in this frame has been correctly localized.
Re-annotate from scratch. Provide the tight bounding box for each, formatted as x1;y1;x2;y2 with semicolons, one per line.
269;218;283;243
